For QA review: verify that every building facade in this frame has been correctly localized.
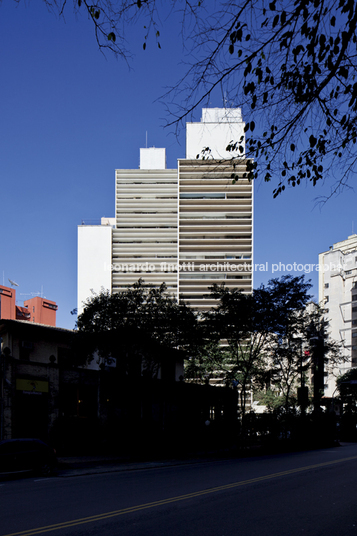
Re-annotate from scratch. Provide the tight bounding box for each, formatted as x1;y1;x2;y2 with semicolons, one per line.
78;108;253;314
319;234;357;397
0;285;58;326
1;319;237;454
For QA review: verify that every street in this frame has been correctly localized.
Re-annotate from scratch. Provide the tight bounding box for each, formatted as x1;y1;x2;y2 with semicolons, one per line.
1;443;357;536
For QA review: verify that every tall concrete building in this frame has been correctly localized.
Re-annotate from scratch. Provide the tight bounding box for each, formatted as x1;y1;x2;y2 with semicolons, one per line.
78;108;253;314
319;234;357;397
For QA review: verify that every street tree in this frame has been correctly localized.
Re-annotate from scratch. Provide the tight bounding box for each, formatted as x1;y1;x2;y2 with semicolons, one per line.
201;284;272;420
265;286;344;412
29;0;357;197
76;279;199;373
190;275;343;417
336;367;357;408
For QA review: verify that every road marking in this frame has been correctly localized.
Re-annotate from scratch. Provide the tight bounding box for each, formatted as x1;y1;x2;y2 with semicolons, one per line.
3;454;357;536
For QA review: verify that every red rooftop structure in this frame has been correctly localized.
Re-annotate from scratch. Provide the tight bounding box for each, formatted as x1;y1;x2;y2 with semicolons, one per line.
0;285;57;327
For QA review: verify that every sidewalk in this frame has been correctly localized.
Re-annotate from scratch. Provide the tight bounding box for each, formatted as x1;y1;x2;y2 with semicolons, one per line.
56;454;212;477
56;440;345;477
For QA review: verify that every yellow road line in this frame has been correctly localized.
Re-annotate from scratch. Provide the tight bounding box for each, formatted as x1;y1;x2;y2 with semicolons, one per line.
4;454;357;536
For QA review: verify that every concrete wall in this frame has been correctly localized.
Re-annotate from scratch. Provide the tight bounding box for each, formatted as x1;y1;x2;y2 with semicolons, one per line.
186;108;245;159
319;235;357;397
77;224;113;315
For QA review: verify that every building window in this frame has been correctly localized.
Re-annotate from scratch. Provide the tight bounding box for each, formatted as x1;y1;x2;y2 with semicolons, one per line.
325;296;329;303
324;283;329;289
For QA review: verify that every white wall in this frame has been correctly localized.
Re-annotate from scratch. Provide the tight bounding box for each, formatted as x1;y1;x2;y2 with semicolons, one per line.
319;241;357;397
140;148;166;170
77;225;113;315
186;108;245;160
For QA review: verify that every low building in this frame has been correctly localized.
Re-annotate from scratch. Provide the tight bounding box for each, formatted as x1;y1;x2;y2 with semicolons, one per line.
0;284;58;326
0;319;74;440
0;320;236;454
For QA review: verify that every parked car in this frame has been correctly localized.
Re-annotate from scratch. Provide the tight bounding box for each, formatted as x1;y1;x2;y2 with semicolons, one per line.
0;439;57;476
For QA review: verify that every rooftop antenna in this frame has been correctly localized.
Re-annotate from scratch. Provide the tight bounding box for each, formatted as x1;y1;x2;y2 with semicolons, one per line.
8;279;19;287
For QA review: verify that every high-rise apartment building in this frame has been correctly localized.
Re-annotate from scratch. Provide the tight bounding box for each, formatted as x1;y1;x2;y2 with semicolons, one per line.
177;158;252;310
78;108;253;314
113;148;178;295
319;234;357;397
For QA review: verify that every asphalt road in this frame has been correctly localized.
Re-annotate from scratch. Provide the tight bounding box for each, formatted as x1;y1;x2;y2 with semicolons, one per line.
1;443;357;536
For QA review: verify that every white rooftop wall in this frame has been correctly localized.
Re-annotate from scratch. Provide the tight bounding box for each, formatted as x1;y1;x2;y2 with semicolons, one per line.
140;148;166;169
186;108;245;160
77;225;113;315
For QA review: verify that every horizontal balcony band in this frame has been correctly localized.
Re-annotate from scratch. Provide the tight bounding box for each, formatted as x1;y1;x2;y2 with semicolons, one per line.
179;248;252;253
113;230;178;235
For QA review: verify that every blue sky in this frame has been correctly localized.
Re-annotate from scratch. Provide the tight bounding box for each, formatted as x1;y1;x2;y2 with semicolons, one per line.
1;2;356;329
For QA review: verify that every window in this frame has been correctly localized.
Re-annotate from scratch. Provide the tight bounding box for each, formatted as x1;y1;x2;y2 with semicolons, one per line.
180;193;225;199
324;283;329;289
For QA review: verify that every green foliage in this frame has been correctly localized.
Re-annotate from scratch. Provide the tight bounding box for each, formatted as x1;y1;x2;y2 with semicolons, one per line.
76;279;199;364
206;275;315;414
337;367;357;406
187;275;344;416
254;389;286;412
75;275;345;417
184;340;230;384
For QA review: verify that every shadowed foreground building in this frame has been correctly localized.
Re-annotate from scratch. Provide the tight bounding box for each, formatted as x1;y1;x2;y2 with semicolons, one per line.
0;319;237;452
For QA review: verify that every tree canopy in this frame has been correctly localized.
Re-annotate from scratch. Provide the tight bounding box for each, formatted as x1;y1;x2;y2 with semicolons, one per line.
34;0;357;197
336;367;357;404
76;279;199;367
76;276;345;416
186;275;344;414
